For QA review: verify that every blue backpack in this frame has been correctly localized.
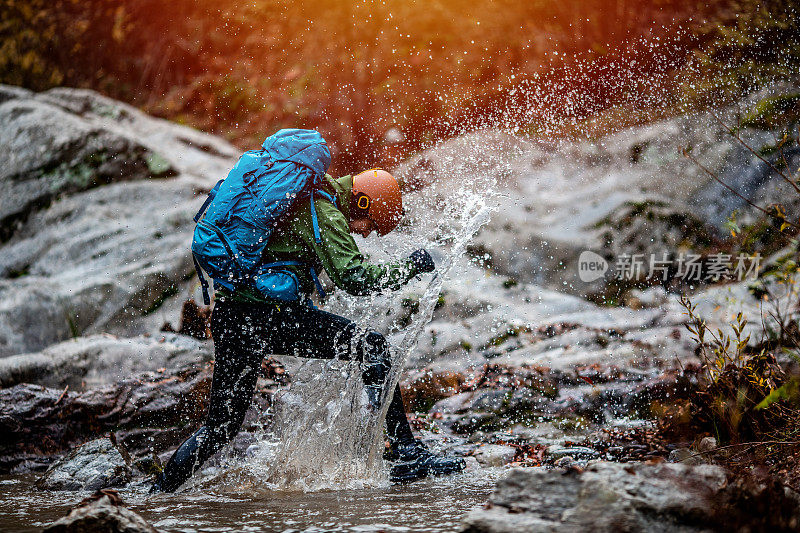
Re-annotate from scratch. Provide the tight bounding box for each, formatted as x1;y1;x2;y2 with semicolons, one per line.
191;129;337;305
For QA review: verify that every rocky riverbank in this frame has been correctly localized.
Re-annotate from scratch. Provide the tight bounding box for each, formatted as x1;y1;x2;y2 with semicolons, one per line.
2;82;800;531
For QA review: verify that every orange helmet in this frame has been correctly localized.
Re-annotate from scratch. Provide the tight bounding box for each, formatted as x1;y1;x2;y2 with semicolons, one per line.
351;169;403;236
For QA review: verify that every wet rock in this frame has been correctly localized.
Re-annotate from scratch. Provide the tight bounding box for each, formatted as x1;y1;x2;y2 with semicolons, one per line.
42;489;159;532
551;381;641;423
437;361;683;441
0;85;237;357
452;412;504;435
461;462;800;532
0;364;213;473
697;436;717;453
473;445;517;467
0;333;213;389
36;437;132;491
545;445;599;461
132;455;162;477
595;199;717;271
0;97;175;237
391;85;800;295
668;448;704;466
431;391;476;415
0;84;31;104
625;287;670;309
554;456;575;468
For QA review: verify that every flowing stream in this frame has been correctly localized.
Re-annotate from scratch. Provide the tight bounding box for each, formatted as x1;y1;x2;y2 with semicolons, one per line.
0;470;505;532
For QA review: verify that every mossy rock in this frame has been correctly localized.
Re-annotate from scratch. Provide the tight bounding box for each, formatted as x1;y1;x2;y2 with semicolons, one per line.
145;152;174;177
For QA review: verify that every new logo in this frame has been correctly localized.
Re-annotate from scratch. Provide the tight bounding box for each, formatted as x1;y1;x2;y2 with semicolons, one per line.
578;251;608;282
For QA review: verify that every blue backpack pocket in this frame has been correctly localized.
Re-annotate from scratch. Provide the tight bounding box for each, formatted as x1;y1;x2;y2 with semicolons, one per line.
252;270;300;302
192;219;242;284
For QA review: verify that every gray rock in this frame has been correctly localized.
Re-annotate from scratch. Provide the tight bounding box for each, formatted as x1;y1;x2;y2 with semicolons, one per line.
554;456;576;468
36;438;133;491
0;333;213;388
0;84;31;104
462;461;800;532
432;391;476;414
594;200;714;276
0;97;174;239
42;490;159;532
473;445;517;467
625;286;669;309
667;448;704;466
545;445;599;460
697;436;717;453
0;85;238;357
392;84;800;295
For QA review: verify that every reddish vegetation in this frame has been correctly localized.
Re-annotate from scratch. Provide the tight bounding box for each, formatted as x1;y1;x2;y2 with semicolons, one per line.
1;0;776;173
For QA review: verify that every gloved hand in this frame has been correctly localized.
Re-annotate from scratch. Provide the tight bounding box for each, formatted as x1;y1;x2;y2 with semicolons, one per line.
409;249;435;273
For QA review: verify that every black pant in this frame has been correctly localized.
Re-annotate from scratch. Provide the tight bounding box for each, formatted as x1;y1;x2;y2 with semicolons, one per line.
155;298;415;492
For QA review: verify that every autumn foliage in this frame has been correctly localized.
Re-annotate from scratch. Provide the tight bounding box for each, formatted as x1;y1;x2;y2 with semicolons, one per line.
1;0;796;173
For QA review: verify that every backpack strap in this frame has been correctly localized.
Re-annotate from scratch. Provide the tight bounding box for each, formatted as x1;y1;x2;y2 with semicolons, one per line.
193;254;212;305
259;260;306;271
192;180;223;305
309;189;339;244
193;179;224;223
308;266;326;299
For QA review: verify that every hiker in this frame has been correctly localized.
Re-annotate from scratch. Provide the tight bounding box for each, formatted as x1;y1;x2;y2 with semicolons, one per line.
151;130;465;492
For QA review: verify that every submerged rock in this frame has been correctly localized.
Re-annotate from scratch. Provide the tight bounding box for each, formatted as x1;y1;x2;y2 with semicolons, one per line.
461;462;800;532
36;437;132;491
42;489;159;532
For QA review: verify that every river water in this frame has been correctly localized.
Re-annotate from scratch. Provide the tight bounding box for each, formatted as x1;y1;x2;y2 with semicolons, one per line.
1;469;504;532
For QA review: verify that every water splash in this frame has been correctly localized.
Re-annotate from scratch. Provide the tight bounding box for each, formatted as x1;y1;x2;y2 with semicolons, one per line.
206;171;497;492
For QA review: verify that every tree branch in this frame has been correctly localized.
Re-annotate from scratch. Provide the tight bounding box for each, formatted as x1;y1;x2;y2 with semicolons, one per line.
681;147;800;230
711;111;800;196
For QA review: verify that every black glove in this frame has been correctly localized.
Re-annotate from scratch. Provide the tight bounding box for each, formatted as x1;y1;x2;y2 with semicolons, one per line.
409;249;435;273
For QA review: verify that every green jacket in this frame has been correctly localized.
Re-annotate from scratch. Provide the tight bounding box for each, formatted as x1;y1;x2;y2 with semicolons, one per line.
218;174;420;304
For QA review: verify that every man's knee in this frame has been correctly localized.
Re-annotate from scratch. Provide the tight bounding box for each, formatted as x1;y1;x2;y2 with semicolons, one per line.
362;330;390;366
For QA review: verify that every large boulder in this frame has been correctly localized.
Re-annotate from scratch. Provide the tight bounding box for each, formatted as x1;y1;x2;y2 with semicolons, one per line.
393;84;800;293
461;462;800;532
0;85;238;357
0;364;212;472
0;333;213;389
36;437;133;491
0;97;175;240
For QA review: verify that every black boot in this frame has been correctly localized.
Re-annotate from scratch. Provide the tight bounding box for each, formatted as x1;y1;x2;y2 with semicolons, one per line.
388;440;466;483
150;426;214;493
